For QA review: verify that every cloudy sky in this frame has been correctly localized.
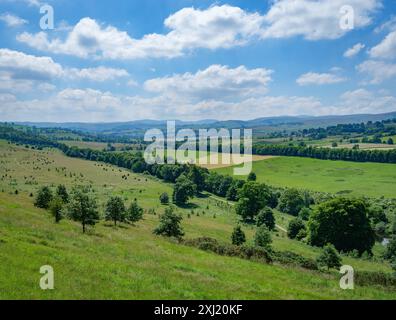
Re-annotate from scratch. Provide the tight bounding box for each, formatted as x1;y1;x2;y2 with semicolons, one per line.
0;0;395;122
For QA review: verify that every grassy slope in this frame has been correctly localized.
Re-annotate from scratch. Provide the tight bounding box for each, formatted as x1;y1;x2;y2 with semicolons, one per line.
0;141;394;299
215;156;396;198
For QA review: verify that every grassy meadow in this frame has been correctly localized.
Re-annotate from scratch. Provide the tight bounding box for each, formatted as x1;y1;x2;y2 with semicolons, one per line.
215;156;396;198
0;140;395;299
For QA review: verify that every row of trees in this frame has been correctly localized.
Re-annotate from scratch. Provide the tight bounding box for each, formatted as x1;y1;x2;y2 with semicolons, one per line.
253;144;396;163
34;185;144;233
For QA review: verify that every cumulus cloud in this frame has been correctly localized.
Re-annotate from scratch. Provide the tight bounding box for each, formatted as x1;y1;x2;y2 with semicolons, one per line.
16;2;380;60
0;13;28;27
260;0;380;40
369;30;396;59
344;43;365;58
340;88;396;113
357;60;396;84
144;65;273;101
296;72;347;86
0;49;130;91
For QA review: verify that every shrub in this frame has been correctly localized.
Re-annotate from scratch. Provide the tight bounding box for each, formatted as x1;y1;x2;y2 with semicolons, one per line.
317;244;342;270
159;192;169;205
256;207;275;230
254;226;272;251
231;225;246;246
154;207;184;239
272;251;318;270
34;186;53;209
278;189;305;216
287;218;306;240
127;200;144;224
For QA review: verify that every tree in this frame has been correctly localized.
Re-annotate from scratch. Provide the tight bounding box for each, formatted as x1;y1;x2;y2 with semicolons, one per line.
235;182;272;222
159;192;169;205
187;166;207;193
332;142;338;148
34;186;53;209
105;196;126;226
127;200;144;224
154;207;184;239
388;138;394;145
231;225;246;246
317;244;342;270
172;175;196;205
308;198;375;254
56;184;69;203
384;237;396;261
298;207;312;221
287;218;306;240
226;180;244;201
49;196;64;223
254;226;272;251
247;172;257;181
278;189;305;216
65;187;100;233
256;207;276;231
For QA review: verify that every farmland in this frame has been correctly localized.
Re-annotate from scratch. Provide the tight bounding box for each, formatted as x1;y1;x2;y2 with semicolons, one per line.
0;140;394;299
215;156;396;198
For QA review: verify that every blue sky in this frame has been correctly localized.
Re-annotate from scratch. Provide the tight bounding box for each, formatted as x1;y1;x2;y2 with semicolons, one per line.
0;0;395;122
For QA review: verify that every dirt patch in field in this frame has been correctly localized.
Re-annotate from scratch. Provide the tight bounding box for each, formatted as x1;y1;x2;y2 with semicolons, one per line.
197;154;278;169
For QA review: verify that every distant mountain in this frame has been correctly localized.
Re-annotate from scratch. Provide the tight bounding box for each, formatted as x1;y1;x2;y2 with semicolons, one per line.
15;111;396;135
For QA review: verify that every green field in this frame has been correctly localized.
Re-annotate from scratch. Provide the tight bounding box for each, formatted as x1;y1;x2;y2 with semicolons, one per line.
0;141;394;299
215;156;396;198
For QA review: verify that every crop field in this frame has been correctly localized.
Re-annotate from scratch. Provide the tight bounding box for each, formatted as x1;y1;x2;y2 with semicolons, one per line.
214;156;396;198
0;141;394;299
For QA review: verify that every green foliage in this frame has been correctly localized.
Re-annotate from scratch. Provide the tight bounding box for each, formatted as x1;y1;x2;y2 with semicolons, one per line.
127;200;144;224
34;186;53;209
317;244;342;270
368;205;388;224
56;184;69;203
154;207;184;239
254;226;272;251
64;187;100;233
308;198;375;254
187;166;208;193
231;225;246;246
172;175;196;205
384;237;396;261
278;188;306;216
49;196;64;223
235;182;272;222
256;207;276;230
298;207;312;221
105;196;126;226
247;172;257;181
159;192;169;205
287;218;306;240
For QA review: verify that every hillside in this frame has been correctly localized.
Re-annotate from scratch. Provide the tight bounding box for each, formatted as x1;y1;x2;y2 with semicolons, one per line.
0;141;395;299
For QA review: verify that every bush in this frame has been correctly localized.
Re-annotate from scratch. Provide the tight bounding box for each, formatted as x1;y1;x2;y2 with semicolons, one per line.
256;207;275;230
231;225;246;246
34;186;53;209
159;192;169;205
127;200;144;223
355;271;396;287
317;244;342;270
182;237;272;264
254;226;272;251
287;218;306;240
272;251;318;270
154;207;184;239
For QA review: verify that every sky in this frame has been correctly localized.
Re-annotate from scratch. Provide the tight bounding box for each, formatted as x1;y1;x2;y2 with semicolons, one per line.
0;0;395;122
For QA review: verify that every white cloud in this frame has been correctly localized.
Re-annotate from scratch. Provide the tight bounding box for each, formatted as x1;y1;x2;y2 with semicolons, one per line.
369;30;396;59
296;72;347;86
144;65;273;101
66;67;129;82
261;0;380;40
344;43;365;58
340;88;396;113
0;49;130;91
0;13;28;27
374;16;396;33
16;2;380;60
357;60;396;84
